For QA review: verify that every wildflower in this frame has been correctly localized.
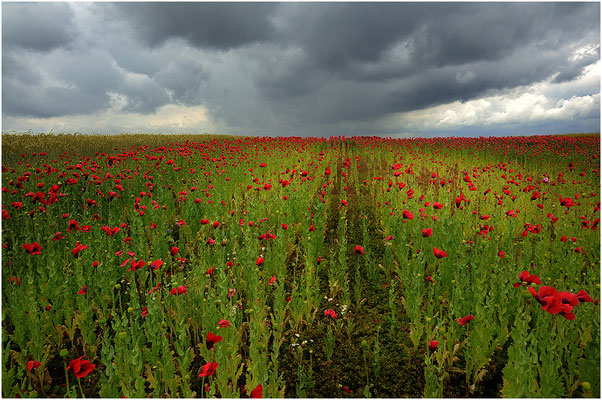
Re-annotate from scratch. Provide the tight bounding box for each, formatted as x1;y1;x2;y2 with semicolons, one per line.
433;247;447;259
149;259;163;270
577;290;594;303
199;362;218;377
251;384;263;398
72;242;88;258
66;356;95;378
206;332;223;350
457;315;474;326
170;286;187;295
27;361;41;372
22;242;42;255
217;319;231;328
513;271;541;288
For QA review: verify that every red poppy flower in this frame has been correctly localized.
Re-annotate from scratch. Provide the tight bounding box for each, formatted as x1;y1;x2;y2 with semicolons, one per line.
402;209;414;219
268;276;276;285
217;319;231;328
457;315;474;326
27;361;41;371
426;276;435;283
433;247;447;259
324;309;338;318
428;341;438;351
199;362;218;377
66;356;96;378
170;246;179;256
206;267;214;278
170;286;187;295
513;271;541;288
206;332;223;350
52;232;66;241
251;384;263;398
149;259;163;270
67;219;80;232
256;257;264;266
560;197;575;208
422;228;433;238
140;307;149;317
498;250;506;258
577;289;594;303
354;245;365;254
78;286;88;295
534;286;564;314
384;235;394;241
128;260;146;271
22;242;42;255
342;386;353;394
71;242;88;258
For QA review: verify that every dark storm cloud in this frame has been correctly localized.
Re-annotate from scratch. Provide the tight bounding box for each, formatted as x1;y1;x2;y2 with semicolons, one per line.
1;2;600;135
2;2;76;51
253;2;600;118
553;46;601;83
115;2;278;49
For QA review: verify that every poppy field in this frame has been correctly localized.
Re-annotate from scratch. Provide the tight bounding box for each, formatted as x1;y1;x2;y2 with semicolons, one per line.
1;133;600;398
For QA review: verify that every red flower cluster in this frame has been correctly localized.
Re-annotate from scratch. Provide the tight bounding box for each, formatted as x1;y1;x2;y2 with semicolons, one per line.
170;286;187;295
527;286;592;320
22;242;42;255
513;271;541;288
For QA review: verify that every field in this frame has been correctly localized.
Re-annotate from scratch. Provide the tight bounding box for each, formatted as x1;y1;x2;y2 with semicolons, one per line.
1;133;600;398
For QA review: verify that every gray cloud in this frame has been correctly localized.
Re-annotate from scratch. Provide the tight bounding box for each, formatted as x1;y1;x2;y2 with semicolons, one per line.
115;2;278;49
2;3;76;51
2;2;600;136
553;46;601;83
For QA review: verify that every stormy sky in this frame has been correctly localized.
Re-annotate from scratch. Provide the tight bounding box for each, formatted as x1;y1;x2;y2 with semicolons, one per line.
2;2;600;137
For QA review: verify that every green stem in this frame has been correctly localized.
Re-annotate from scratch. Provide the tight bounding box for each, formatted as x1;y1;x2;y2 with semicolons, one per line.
63;361;71;398
77;376;85;398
